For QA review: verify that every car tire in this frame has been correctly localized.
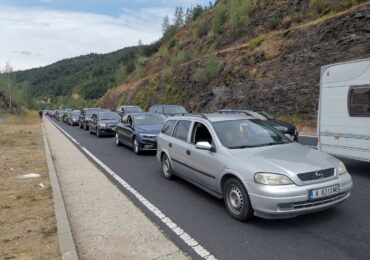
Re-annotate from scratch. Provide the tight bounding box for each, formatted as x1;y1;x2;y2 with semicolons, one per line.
96;129;100;138
115;133;121;146
133;137;141;155
223;178;254;222
161;153;174;180
79;122;83;129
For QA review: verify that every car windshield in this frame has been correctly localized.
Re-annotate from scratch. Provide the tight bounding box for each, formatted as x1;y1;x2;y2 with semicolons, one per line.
72;111;80;116
125;106;142;113
212;119;292;149
134;114;166;125
256;111;274;120
99;112;120;120
163;106;187;114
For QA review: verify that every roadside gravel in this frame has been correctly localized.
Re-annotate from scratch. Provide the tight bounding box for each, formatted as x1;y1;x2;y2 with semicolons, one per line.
43;118;187;259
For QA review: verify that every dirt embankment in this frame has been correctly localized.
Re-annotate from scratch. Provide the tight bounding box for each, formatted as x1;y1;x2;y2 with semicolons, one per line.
99;3;370;127
0;111;60;259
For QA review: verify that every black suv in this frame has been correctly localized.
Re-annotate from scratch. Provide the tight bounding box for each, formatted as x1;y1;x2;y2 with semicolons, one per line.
79;108;110;130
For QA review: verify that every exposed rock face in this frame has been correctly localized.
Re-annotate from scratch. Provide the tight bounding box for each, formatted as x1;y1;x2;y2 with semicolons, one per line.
99;3;370;120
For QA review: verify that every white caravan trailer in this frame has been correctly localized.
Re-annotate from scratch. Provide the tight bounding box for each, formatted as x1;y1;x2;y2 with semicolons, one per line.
318;58;370;162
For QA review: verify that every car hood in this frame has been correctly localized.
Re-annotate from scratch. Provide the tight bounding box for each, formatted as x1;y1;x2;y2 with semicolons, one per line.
135;124;163;134
228;143;338;177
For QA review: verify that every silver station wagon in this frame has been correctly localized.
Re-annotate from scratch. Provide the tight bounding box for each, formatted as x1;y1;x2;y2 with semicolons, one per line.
156;113;353;221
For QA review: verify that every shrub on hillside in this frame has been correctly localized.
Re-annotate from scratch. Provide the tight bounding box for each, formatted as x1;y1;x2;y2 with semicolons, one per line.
191;54;221;83
212;3;228;35
195;19;209;38
267;17;279;30
172;50;191;66
205;54;220;80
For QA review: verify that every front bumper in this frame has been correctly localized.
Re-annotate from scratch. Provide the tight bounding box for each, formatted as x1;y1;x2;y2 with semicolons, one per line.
138;139;158;151
246;172;353;219
98;127;115;135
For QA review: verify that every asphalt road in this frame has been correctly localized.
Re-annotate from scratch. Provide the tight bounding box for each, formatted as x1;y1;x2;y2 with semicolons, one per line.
50;118;370;260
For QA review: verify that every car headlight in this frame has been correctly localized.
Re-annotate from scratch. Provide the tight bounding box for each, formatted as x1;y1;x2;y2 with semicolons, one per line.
255;173;293;185
139;134;158;140
337;161;347;175
99;123;106;128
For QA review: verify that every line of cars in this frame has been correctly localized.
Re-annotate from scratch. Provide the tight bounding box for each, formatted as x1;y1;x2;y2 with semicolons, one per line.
45;104;352;222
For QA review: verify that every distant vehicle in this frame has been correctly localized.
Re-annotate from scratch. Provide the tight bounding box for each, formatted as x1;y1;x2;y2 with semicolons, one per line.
219;109;299;141
318;58;370;162
157;113;352;221
114;112;166;154
89;111;120;137
79;108;109;130
66;110;81;126
117;105;143;116
149;105;188;117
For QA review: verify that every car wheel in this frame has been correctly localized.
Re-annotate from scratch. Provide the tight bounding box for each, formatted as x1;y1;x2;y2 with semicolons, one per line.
133;137;141;155
161;153;173;179
96;129;100;137
115;133;121;146
223;178;253;221
79;122;83;129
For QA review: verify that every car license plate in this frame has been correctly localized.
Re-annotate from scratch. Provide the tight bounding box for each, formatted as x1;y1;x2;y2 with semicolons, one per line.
309;184;339;200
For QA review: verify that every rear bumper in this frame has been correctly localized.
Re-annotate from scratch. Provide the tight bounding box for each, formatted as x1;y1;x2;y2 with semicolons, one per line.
246;172;353;219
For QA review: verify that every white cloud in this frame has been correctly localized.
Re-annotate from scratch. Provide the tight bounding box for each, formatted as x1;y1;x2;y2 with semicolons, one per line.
0;5;166;71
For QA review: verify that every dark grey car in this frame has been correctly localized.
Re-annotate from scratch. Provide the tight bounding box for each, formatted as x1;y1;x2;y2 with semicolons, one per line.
89;111;120;137
79;108;110;130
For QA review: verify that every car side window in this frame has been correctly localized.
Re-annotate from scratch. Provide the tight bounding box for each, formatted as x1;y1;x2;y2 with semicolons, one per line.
348;85;370;117
191;122;213;145
161;120;176;135
173;120;191;142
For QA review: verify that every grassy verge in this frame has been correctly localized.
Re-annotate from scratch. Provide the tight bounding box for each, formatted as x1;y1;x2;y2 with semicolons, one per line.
0;110;60;259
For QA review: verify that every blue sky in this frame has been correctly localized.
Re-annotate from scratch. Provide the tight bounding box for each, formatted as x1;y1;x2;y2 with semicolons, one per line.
0;0;213;71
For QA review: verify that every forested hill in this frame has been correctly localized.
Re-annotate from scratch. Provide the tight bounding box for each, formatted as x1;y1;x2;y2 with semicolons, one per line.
12;43;160;100
10;0;370;123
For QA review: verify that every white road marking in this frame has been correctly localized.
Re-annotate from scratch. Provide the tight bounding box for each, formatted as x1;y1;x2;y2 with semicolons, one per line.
48;119;216;260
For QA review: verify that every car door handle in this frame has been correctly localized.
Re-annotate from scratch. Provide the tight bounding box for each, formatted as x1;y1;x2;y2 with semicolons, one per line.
186;149;191;155
169;143;172;148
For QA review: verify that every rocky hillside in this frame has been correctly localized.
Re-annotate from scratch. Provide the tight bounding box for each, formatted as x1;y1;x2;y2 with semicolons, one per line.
99;0;370;123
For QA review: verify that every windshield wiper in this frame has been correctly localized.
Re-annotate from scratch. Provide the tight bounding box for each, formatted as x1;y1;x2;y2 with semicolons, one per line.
229;145;260;149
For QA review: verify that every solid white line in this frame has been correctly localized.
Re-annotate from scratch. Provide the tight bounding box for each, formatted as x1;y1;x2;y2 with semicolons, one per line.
47;119;216;260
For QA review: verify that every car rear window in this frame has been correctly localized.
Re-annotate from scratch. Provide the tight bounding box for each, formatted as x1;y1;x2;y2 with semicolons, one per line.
348;85;370;117
173;120;191;142
161;120;176;135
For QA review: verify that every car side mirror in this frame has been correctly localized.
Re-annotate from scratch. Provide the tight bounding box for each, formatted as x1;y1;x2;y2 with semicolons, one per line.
195;141;213;151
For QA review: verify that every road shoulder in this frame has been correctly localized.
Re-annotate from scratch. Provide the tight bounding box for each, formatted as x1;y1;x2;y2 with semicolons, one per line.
43;118;187;259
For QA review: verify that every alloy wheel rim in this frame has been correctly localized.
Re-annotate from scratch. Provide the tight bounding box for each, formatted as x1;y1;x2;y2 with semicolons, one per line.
163;157;170;176
134;139;139;153
227;185;244;214
115;134;119;144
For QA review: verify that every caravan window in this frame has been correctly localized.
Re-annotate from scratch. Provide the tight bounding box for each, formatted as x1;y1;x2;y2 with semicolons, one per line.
348;86;370;117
